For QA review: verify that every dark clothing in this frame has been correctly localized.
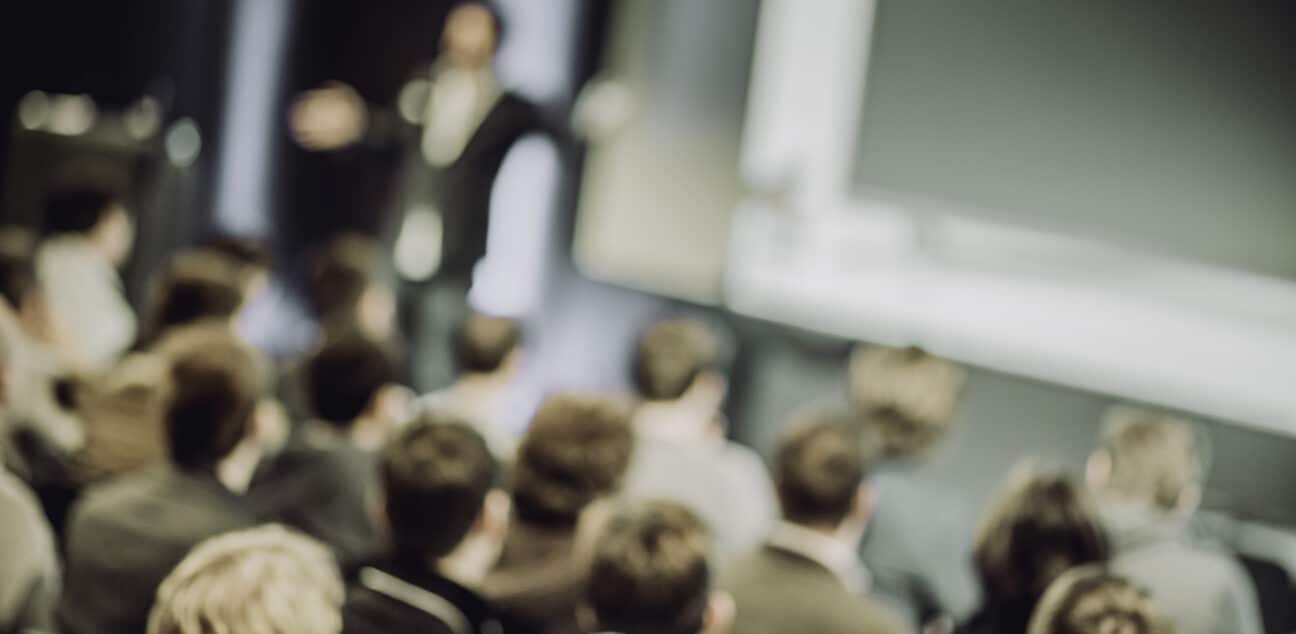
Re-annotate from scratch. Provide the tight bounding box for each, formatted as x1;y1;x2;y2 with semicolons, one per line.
247;425;383;571
722;544;912;634
59;465;255;634
958;604;1035;634
343;561;517;634
482;522;583;634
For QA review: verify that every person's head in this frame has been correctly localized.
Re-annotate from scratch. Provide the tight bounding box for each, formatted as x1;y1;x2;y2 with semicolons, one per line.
143;251;247;345
158;325;264;474
148;524;344;634
585;500;733;634
380;413;504;566
306;332;400;429
199;236;270;298
974;464;1110;624
1028;567;1172;634
453;313;521;379
441;2;503;68
847;344;966;458
308;234;394;342
633;319;724;406
43;181;133;266
1087;405;1208;514
512;393;635;527
774;411;873;537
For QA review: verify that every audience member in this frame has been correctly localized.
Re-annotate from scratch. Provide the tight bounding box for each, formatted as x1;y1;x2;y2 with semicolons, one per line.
418;312;526;459
1027;567;1171;634
483;393;635;634
723;413;910;634
585;500;734;634
138;250;248;347
0;327;61;634
962;464;1109;634
849;344;978;630
59;325;268;634
0;245;83;474
308;234;395;344
249;332;404;568
35;180;136;369
1086;406;1261;634
343;413;515;634
147;524;345;634
621;318;777;556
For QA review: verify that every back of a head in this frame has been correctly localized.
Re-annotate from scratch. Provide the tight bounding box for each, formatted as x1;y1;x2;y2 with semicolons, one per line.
512;393;635;527
148;524;344;634
144;250;246;344
1028;567;1172;634
382;413;497;560
848;344;966;457
1098;406;1207;511
158;325;263;471
633;319;718;401
307;332;397;427
308;234;377;325
42;182;119;238
588;500;713;634
774;412;867;528
974;465;1110;620
453;313;521;375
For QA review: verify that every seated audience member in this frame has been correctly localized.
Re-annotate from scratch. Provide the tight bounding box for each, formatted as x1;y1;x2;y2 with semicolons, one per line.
621;318;777;556
0;245;84;474
0;331;61;634
962;465;1109;634
249;333;404;568
1086;407;1262;634
138;250;248;347
147;525;345;634
35;179;136;369
723;413;911;634
483;393;635;634
308;234;396;344
198;236;271;298
59;325;269;634
343;414;515;634
585;500;734;634
1027;567;1171;634
419;313;526;459
849;344;978;630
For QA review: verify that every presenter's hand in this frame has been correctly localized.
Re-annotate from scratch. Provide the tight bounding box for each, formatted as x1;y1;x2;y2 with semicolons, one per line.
289;81;368;151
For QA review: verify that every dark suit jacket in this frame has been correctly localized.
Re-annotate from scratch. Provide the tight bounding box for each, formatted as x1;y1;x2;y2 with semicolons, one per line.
58;465;256;634
246;425;382;571
722;544;913;634
343;561;518;634
482;521;583;634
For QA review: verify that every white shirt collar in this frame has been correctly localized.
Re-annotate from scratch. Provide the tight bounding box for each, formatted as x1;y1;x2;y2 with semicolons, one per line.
767;521;871;594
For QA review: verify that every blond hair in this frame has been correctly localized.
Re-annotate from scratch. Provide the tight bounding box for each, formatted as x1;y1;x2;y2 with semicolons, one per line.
1099;405;1208;510
148;525;344;634
848;345;965;456
1028;567;1172;634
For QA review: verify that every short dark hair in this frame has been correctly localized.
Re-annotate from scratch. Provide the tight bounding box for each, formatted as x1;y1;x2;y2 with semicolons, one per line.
973;464;1110;631
159;326;262;470
512;394;634;527
199;236;269;270
633;319;717;401
144;251;246;343
308;234;376;325
307;332;397;426
453;313;520;375
381;414;497;559
42;184;120;236
775;413;867;526
0;251;37;310
588;500;712;634
1028;567;1172;634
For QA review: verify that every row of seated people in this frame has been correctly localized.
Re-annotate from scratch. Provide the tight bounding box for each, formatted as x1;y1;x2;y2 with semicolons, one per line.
0;181;1267;634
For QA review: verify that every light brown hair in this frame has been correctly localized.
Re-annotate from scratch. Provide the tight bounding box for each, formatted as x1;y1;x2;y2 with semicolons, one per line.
848;345;965;457
1098;405;1208;511
633;319;717;401
774;412;866;527
1028;567;1172;634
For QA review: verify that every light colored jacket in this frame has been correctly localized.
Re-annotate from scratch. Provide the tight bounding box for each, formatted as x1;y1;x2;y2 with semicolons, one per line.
36;235;136;369
0;470;60;634
1101;499;1263;634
